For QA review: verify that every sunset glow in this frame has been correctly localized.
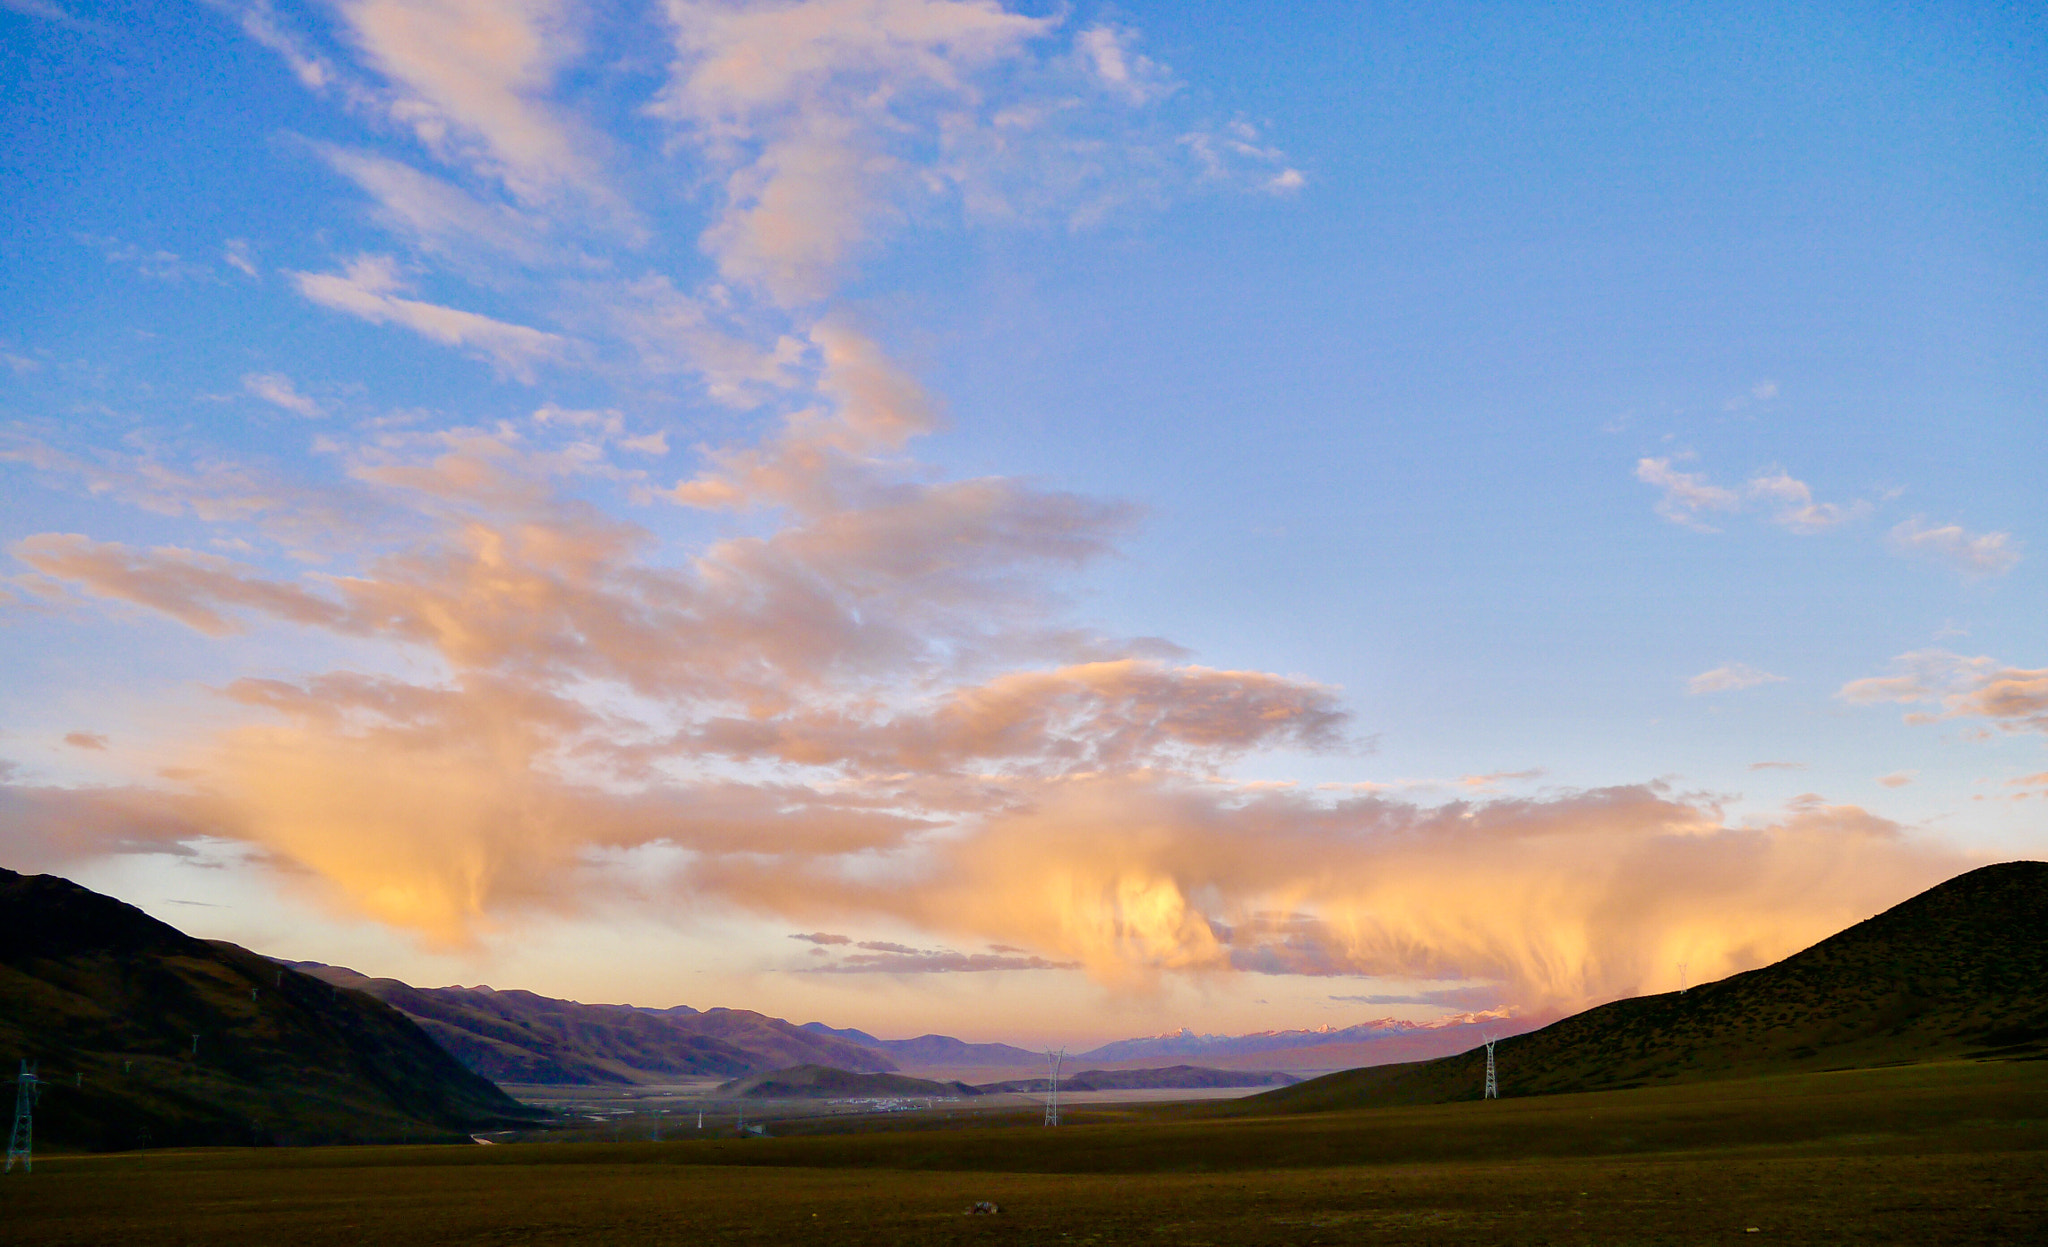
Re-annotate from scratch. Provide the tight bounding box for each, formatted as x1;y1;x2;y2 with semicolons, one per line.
3;0;2041;1045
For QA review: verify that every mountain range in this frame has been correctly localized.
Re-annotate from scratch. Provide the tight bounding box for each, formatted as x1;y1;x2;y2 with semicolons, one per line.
293;963;896;1084
1248;859;2048;1113
289;970;1501;1085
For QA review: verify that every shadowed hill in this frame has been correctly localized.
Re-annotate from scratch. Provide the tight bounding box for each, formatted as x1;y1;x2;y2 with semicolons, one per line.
717;1064;982;1099
975;1065;1299;1092
295;964;897;1084
1246;860;2048;1113
0;868;540;1149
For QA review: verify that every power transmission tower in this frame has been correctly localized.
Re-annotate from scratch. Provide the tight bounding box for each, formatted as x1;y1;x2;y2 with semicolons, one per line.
1482;1037;1498;1100
6;1060;38;1173
1042;1048;1065;1127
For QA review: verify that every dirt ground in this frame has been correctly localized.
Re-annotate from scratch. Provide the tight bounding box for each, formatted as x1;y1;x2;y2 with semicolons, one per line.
3;1060;2043;1245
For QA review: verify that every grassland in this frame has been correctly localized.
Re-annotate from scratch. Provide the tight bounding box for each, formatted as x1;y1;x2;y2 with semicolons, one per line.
4;1058;2043;1244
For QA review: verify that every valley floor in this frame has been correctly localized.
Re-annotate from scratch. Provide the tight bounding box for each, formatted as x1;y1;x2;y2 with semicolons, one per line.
4;1060;2043;1245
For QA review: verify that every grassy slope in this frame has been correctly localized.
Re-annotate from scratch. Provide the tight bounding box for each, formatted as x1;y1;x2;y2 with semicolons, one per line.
0;869;539;1148
1245;859;2048;1113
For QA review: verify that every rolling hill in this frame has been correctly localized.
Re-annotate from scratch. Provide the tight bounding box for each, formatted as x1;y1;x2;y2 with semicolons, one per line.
717;1064;983;1099
1247;859;2048;1113
0;868;540;1149
294;964;897;1084
975;1064;1300;1092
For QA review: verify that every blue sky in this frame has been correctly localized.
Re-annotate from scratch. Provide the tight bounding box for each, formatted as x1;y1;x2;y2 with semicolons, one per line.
2;0;2042;1043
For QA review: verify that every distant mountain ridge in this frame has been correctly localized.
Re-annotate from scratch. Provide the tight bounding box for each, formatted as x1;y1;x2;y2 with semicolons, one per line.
1249;860;2048;1114
292;964;896;1084
284;974;1520;1087
1074;1014;1508;1063
798;1022;1043;1067
0;868;537;1149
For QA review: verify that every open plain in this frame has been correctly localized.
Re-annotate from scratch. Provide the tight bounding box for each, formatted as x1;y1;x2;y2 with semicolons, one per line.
5;1060;2044;1245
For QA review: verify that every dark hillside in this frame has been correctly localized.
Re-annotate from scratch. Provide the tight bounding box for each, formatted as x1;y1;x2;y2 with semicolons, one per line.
0;868;539;1149
1249;860;2048;1112
294;965;897;1084
716;1063;981;1099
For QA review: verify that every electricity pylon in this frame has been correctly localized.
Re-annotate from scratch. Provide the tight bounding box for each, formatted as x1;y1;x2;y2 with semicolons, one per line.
1043;1048;1065;1127
1482;1037;1498;1100
6;1060;38;1173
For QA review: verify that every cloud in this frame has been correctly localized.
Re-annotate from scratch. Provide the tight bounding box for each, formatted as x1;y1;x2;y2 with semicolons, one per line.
1748;761;1806;772
223;238;261;278
0;779;230;872
12;534;348;636
807;946;1080;973
291;255;567;379
790;931;852;945
652;0;1053;305
230;0;341;92
1637;459;1866;535
1841;650;2048;737
331;0;595;198
1328;986;1503;1011
317;145;549;265
1875;772;1915;788
1457;769;1541;791
1887;516;2021;578
1636;457;1739;531
1746;469;1868;533
1076;24;1170;104
242;371;323;418
63;732;109;750
1686;663;1786;695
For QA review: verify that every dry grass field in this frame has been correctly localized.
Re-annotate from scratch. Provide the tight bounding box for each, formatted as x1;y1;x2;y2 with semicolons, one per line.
3;1059;2044;1245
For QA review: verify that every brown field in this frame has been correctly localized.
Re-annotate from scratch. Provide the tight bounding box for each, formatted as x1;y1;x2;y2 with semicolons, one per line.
3;1059;2044;1244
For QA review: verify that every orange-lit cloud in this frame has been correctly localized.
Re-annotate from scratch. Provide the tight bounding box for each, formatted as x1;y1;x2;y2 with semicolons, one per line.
1841;649;2048;736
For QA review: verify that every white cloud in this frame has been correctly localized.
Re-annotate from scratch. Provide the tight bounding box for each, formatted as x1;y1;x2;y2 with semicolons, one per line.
290;255;567;380
1636;457;1739;531
1686;663;1786;695
242;372;323;418
1887;516;2021;578
1746;469;1868;533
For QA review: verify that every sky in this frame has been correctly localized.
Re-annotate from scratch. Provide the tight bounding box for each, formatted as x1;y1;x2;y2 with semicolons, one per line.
1;0;2042;1046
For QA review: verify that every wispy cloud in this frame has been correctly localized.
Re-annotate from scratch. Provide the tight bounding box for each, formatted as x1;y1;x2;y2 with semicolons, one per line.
291;255;568;379
1636;458;1867;535
1840;650;2048;737
242;372;323;418
1635;457;1739;531
331;0;597;200
1687;663;1786;695
1887;516;2021;578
